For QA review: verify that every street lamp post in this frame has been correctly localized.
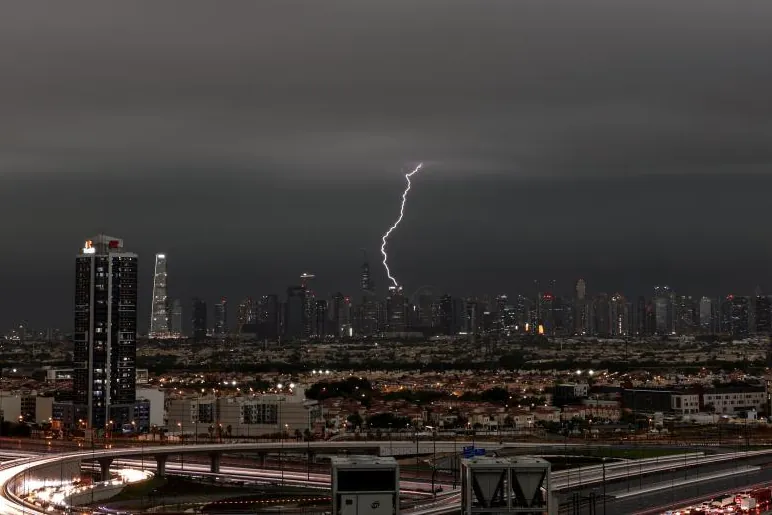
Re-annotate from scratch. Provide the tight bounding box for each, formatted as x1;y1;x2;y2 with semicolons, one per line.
429;427;437;499
307;430;311;482
282;423;289;487
414;426;419;479
602;457;606;515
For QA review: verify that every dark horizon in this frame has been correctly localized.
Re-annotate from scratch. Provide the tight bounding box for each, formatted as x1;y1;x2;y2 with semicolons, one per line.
2;1;772;330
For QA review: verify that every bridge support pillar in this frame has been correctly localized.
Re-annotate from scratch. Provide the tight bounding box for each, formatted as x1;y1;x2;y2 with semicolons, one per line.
98;457;113;481
155;455;168;477
210;452;221;473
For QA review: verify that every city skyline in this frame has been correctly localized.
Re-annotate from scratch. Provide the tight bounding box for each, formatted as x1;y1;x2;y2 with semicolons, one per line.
3;2;772;328
6;237;772;333
3;3;772;513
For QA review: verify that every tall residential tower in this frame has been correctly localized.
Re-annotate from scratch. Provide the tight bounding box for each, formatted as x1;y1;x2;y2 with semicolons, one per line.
149;253;169;338
73;235;138;429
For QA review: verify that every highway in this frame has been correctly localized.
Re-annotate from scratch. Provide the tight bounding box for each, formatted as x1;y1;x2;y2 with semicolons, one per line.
0;438;571;457
0;441;480;515
4;443;772;515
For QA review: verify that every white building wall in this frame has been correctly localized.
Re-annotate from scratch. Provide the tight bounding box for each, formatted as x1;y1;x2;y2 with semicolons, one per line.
0;393;22;421
136;387;165;427
35;397;54;423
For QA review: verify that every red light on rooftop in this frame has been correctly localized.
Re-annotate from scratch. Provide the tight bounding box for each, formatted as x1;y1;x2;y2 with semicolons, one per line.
108;240;120;248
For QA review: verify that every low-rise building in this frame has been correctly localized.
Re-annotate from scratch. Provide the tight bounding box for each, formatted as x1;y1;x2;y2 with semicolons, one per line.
671;392;700;415
703;386;766;415
165;394;319;437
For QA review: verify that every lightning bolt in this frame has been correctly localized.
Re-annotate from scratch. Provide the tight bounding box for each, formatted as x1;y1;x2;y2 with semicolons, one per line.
381;163;424;288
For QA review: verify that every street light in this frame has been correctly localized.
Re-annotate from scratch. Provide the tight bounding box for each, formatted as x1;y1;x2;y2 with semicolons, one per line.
282;423;289;487
602;457;607;515
426;426;438;498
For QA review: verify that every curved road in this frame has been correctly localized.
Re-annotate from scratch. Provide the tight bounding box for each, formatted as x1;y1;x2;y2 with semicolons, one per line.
0;441;482;515
4;442;770;515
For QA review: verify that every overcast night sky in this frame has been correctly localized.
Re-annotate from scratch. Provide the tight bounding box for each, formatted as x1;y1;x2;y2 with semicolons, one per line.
1;1;772;330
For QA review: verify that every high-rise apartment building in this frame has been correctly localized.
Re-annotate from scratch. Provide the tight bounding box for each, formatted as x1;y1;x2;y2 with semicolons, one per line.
170;299;183;337
73;235;138;429
653;286;674;335
610;293;628;336
755;296;771;334
214;297;228;338
149;253;169;338
237;297;256;334
334;294;353;338
357;252;379;336
314;299;329;337
699;296;712;331
386;286;407;332
285;286;306;340
593;293;611;336
330;293;345;337
439;294;455;335
257;294;280;339
730;295;750;338
191;298;208;341
574;279;587;335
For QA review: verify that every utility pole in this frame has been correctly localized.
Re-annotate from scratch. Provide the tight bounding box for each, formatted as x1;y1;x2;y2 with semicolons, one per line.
602;457;606;515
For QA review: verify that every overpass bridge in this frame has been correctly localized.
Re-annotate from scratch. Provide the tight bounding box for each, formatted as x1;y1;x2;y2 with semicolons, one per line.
4;441;763;515
0;440;575;515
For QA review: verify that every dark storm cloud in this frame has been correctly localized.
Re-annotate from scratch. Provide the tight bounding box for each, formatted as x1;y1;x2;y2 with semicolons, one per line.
1;0;772;328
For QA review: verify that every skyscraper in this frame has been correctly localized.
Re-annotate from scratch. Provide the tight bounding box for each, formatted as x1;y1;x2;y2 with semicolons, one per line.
574;279;587;335
593;293;611;337
334;294;353;338
756;295;771;334
300;273;315;337
237;297;256;334
149;253;169;338
360;251;374;293
285;286;306;340
386;286;407;332
330;293;345;337
73;235;137;429
653;286;674;335
314;299;329;337
357;252;379;336
610;293;628;336
214;297;228;338
636;296;648;335
730;295;750;337
439;294;455;335
575;279;586;300
170;299;183;338
191;298;207;341
257;294;280;339
699;296;712;331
